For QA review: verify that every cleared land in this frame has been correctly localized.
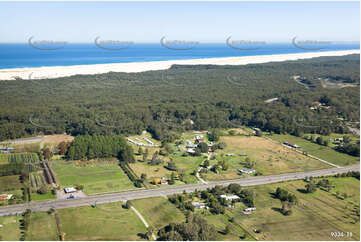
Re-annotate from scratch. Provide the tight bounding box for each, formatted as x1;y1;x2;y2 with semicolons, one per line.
131;196;186;231
203;136;330;181
57;202;147;240
51;160;135;194
26;212;59;241
199;211;253;241
0;215;21;241
269;134;359;166
41;134;74;149
129;131;205;185
230;177;360;241
0;175;22;193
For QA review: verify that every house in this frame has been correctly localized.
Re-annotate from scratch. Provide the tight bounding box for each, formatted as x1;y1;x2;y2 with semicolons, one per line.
0;147;14;153
195;138;204;144
186;144;198;149
220;194;240;201
0;194;13;201
192;202;207;209
186;148;195;154
160;179;168;185
195;134;203;139
244;207;256;212
283;142;300;149
64;187;77;193
238;168;256;174
143;137;154;145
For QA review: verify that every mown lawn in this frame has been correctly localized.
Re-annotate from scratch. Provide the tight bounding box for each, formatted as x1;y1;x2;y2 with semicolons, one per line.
228;177;360;241
203;136;330;181
131;196;186;231
51;160;135;194
26;212;59;241
269;134;359;166
0;215;21;241
31;191;56;201
57;202;147;240
198;210;254;241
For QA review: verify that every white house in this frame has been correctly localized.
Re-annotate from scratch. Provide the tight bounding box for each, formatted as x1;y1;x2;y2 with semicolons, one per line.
244;207;256;212
238;168;256;174
64;187;77;193
192;202;207;209
220;194;240;201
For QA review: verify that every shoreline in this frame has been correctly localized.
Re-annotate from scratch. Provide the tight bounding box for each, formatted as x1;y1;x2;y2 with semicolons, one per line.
0;49;359;80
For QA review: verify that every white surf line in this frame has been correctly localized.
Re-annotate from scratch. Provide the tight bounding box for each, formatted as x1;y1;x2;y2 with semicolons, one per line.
0;49;358;80
130;206;156;240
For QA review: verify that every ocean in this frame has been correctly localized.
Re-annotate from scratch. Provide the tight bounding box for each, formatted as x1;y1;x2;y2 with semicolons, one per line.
0;43;359;69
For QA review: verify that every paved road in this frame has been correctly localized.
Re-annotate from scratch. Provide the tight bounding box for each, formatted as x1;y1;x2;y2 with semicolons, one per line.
0;164;359;216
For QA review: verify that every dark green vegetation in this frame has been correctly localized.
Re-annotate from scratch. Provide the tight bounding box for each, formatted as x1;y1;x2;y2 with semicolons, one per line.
158;214;217;241
0;55;359;142
66;134;134;162
8;153;40;163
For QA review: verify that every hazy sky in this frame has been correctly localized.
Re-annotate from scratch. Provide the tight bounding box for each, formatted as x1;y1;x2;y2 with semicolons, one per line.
0;1;359;43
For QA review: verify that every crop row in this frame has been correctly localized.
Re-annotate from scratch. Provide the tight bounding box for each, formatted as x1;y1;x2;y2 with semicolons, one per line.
30;172;47;189
8;153;40;163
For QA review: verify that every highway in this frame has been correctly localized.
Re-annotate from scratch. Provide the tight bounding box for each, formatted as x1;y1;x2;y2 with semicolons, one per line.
0;164;359;216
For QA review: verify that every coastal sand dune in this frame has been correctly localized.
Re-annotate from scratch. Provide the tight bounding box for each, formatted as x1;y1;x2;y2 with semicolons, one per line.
0;50;359;80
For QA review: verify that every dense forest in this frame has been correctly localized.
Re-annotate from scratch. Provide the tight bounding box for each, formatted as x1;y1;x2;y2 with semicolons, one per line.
66;135;134;162
0;54;359;142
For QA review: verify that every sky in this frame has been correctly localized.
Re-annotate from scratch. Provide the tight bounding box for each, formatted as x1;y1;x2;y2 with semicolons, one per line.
0;1;359;43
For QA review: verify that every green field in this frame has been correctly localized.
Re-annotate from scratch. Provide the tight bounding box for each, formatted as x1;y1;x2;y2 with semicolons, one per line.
198;210;254;241
269;134;359;166
129;155;202;186
0;215;21;241
57;202;147;240
202;136;330;181
0;154;8;164
8;153;40;163
0;175;22;193
228;177;360;241
131;196;186;231
26;212;59;241
51;160;136;194
31;191;56;201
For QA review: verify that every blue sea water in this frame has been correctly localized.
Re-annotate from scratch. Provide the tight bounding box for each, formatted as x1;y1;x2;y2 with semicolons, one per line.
0;43;359;69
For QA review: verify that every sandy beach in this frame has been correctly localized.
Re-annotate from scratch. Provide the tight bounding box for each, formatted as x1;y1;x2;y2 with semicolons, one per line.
0;49;359;80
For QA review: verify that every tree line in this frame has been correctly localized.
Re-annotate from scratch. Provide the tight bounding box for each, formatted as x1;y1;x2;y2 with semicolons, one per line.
0;54;359;142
